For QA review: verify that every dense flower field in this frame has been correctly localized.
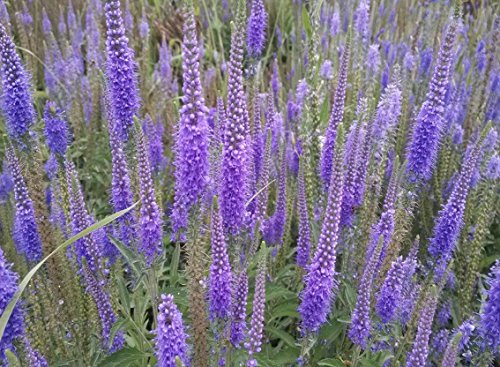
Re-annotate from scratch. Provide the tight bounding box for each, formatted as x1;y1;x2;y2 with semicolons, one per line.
0;0;498;366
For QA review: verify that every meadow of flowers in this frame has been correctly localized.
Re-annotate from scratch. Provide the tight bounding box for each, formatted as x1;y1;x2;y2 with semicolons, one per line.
0;0;498;366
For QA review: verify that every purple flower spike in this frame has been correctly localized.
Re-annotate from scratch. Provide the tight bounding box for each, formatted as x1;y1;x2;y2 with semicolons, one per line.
82;263;124;353
479;261;500;350
104;0;140;141
376;256;405;323
354;0;370;45
245;252;267;366
262;151;287;246
142;115;165;174
320;35;350;188
154;294;190;367
108;120;136;246
0;247;25;361
172;8;210;237
348;236;383;348
221;0;249;234
0;24;35;140
231;269;249;346
209;198;233;321
406;19;458;182
405;288;439;367
136;128;163;265
66;160;103;272
44;102;69;156
7;148;43;262
24;337;48;367
299;125;345;333
296;161;311;268
247;0;267;59
428;141;481;280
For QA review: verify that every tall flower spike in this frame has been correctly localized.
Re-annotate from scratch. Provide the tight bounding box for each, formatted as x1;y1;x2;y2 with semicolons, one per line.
108;119;136;246
155;294;190;367
7;147;43;262
0;24;35;140
221;0;248;234
479;261;500;350
0;247;25;362
44;102;69;156
136;127;163;265
349;236;383;348
262;148;287;246
65;160;103;272
406;18;458;181
23;337;48;367
299;124;345;333
246;0;267;59
340;120;363;227
172;7;210;237
209;197;233;321
296;160;312;268
320;33;350;188
104;0;140;141
245;249;267;366
251;129;271;227
82;261;124;353
142;115;165;174
231;269;249;346
428;141;481;280
441;332;462;367
364;156;399;270
376;256;405;323
406;287;439;367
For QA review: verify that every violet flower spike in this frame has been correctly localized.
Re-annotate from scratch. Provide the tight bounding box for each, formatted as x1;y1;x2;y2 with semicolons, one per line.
296;160;311;268
172;8;210;237
405;288;439;367
376;256;405;323
320;34;350;188
348;236;383;348
44;102;69;156
0;247;25;362
428;141;481;280
136;128;163;265
0;24;35;140
221;0;249;234
231;269;249;346
65;160;103;272
7;148;43;262
104;0;140;141
406;18;458;181
479;261;500;350
154;294;190;367
245;250;267;366
262;150;287;246
82;262;124;353
299;125;345;333
209;198;233;321
246;0;267;59
108;120;136;246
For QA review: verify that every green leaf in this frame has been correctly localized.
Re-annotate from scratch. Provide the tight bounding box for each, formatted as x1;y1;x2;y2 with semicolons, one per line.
109;237;142;277
301;5;312;39
268;301;300;322
318;358;345;366
5;350;21;367
318;320;344;343
0;202;139;341
266;326;297;348
97;347;145;367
